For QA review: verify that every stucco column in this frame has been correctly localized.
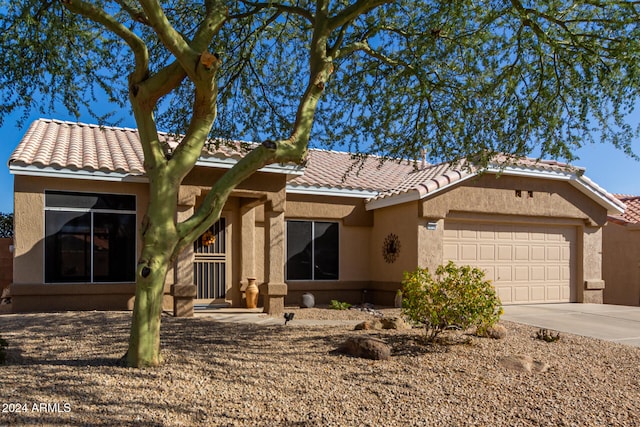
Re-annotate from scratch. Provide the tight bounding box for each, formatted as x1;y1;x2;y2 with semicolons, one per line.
260;196;287;315
171;186;200;317
581;225;605;303
237;204;256;307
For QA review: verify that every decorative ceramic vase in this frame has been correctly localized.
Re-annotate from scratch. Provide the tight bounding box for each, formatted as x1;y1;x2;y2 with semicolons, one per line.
300;292;315;308
245;278;259;309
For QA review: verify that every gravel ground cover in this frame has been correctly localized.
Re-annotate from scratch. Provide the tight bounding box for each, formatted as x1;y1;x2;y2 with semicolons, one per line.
1;308;639;426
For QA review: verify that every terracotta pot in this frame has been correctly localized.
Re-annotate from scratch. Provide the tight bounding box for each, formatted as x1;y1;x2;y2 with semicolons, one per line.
245;278;259;309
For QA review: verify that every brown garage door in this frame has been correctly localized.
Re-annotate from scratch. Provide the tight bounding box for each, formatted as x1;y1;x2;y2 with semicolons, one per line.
443;221;575;304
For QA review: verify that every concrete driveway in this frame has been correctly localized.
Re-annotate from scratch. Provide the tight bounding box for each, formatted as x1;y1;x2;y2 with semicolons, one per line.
502;303;640;348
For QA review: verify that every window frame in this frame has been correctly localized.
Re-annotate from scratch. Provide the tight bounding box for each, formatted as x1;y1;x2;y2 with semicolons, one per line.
43;190;137;284
285;220;340;282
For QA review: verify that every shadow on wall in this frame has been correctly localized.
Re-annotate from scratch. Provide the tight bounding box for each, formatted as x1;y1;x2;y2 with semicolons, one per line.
0;238;13;292
603;222;640;307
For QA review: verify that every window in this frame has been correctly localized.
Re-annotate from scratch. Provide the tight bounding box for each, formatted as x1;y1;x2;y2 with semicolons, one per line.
286;221;339;281
44;191;136;283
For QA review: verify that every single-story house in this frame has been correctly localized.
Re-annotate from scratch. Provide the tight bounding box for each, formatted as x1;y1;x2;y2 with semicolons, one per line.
603;194;640;306
7;119;625;314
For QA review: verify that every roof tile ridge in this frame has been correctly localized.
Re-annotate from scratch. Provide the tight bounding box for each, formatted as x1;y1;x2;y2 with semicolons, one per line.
38;117;142;133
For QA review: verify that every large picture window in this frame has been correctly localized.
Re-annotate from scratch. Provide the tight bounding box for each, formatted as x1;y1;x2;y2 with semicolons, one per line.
286;220;339;281
44;191;136;283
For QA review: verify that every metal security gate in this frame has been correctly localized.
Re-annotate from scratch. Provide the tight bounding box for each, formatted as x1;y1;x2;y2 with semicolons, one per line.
194;218;227;301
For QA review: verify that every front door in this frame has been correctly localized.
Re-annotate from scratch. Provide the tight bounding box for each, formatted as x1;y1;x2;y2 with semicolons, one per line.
194;218;227;305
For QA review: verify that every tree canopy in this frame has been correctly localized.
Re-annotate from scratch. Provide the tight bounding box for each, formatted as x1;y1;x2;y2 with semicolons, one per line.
2;1;638;163
1;1;639;367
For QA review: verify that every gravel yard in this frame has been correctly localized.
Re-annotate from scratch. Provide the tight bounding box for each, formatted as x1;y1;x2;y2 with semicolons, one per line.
1;308;640;426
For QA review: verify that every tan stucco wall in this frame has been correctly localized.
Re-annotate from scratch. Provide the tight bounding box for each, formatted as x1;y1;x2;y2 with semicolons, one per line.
420;174;608;226
13;175;149;285
283;194;373;305
11;175;151;312
371;202;419;282
11;168;612;311
603;223;640;306
286;194;372;226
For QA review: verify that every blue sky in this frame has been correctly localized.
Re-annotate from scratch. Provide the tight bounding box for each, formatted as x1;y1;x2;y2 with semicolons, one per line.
1;108;639;214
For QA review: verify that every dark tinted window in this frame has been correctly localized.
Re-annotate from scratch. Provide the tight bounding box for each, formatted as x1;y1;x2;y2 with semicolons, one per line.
44;192;136;283
46;191;135;211
286;221;338;281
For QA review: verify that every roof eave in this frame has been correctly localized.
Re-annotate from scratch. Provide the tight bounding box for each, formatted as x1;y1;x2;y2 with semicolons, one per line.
365;164;624;214
286;184;379;199
9;164;148;183
195;156;304;176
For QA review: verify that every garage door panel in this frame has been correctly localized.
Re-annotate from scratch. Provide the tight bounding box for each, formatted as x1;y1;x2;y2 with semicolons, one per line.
497;245;512;260
496;266;512;281
479;230;495;239
546;286;560;301
546;246;561;261
479;245;495;260
443;221;575;304
547;265;560;280
514;266;529;281
460;244;477;260
531;246;545;261
480;266;496;281
513;286;530;302
530;266;545;281
497;287;512;302
461;229;477;239
530;286;546;301
443;244;458;260
514;246;529;260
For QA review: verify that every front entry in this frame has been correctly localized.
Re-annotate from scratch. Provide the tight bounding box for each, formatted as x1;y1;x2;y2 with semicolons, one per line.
194;218;228;305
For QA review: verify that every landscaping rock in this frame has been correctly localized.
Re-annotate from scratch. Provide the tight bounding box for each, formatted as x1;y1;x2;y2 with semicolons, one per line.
337;336;391;360
485;324;508;339
354;316;410;331
499;354;550;373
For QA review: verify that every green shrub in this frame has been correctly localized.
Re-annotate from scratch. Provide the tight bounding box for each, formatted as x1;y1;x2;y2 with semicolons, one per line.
329;300;352;310
402;261;503;342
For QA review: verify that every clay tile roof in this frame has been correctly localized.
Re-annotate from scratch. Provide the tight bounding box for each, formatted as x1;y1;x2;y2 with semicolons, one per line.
9;119;147;175
289;150;416;192
9;119;622;215
610;194;640;224
8;118;250;176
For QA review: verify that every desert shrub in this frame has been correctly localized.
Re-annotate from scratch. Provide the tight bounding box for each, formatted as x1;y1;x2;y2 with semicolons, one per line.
329;300;352;310
402;261;503;342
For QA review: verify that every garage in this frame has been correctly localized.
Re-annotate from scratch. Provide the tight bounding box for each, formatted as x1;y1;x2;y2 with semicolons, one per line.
443;221;576;304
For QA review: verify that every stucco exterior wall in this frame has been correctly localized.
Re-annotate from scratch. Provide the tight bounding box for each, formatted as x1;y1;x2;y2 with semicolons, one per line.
11;175;150;312
284;194;373;305
365;202;419;305
420;174;608;226
603;223;640;306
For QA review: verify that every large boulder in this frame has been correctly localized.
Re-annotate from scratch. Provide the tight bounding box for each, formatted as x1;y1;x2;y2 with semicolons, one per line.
337;336;391;360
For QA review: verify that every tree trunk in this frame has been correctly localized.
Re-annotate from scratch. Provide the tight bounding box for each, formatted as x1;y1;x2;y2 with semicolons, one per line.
126;177;178;367
127;253;170;367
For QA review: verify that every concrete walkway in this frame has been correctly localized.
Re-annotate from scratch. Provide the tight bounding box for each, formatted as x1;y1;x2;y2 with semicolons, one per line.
193;308;361;327
502;303;640;348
